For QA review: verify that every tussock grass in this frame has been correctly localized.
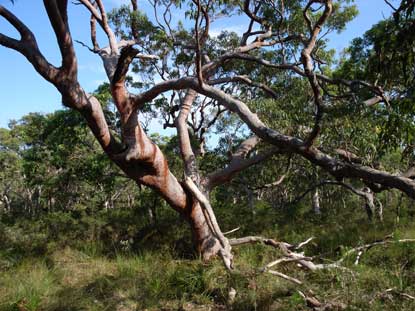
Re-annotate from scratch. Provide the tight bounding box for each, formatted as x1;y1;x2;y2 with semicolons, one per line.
0;260;57;311
1;208;415;310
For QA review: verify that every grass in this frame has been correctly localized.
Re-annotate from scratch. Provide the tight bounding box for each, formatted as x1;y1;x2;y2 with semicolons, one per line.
1;208;415;310
0;260;57;311
1;244;414;310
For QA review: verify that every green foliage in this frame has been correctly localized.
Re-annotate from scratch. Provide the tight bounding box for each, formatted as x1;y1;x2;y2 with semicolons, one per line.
108;5;155;40
336;11;415;158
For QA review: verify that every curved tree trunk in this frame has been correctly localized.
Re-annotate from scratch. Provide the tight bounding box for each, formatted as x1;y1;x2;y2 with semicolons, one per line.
102;110;221;259
188;201;221;260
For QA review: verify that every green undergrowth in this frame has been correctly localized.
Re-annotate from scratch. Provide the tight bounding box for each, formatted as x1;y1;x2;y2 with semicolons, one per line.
1;207;415;310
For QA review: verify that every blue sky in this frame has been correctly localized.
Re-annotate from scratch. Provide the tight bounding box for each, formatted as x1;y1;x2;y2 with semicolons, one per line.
0;0;394;129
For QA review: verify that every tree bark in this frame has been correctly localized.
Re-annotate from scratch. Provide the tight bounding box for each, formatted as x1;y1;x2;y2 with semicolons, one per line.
109;117;220;259
188;201;221;260
312;189;321;215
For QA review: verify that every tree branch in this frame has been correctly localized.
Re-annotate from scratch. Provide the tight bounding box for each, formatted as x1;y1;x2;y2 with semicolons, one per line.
78;0;118;55
206;137;281;190
208;75;278;98
43;0;77;78
175;89;200;181
0;5;59;83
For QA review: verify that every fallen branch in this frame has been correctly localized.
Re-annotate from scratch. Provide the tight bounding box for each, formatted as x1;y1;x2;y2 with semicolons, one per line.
224;227;240;235
299;290;348;310
229;234;415;287
370;287;415;304
337;238;415;265
230;236;330;271
295;237;315;250
229;236;336;284
384;288;415;300
267;270;303;285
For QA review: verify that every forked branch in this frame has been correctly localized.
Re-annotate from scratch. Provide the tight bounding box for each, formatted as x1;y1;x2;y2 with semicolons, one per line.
0;5;59;83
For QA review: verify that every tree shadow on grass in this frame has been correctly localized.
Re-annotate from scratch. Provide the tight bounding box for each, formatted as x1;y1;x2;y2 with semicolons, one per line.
44;275;132;311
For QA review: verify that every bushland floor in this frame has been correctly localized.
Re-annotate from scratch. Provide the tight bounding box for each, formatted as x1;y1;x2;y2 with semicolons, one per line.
1;208;415;310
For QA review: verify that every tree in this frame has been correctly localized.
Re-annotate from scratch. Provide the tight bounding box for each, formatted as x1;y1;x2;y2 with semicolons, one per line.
1;0;414;268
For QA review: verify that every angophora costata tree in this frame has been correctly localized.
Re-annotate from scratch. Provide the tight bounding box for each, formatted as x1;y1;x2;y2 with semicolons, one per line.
1;0;414;269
